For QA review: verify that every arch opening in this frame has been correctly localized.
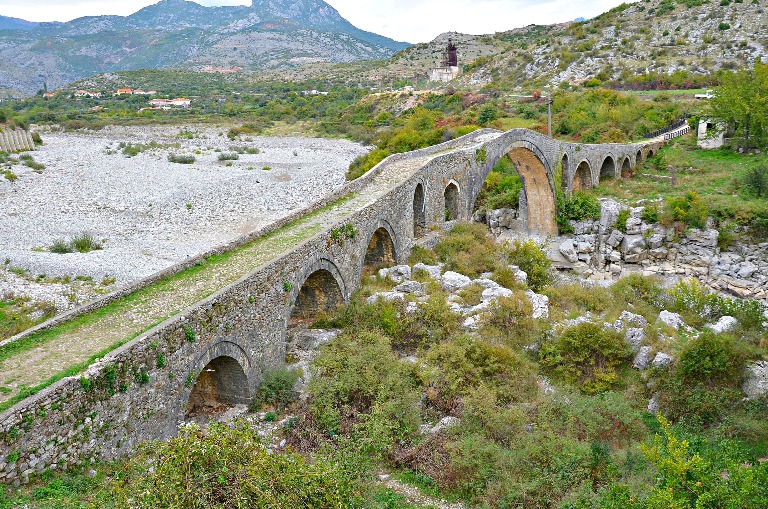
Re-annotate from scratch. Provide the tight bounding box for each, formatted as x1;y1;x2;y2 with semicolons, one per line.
444;182;460;221
572;161;592;192
648;149;656;158
636;150;643;166
290;269;344;325
186;355;249;417
599;156;617;180
364;227;396;273
507;147;557;235
621;157;632;178
413;183;426;237
560;154;569;194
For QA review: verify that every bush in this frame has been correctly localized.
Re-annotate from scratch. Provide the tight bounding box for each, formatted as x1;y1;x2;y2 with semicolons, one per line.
540;322;631;394
615;209;630;233
49;239;73;254
167;153;195;164
505;239;552;292
435;222;500;278
217;152;239;161
662;192;709;229
109;421;356;508
657;331;753;423
251;367;301;411
71;232;102;253
481;293;545;347
744;165;768;197
307;330;421;442
557;191;602;233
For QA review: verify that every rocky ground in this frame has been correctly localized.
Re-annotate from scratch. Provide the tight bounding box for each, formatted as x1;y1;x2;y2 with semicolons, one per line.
0;125;367;315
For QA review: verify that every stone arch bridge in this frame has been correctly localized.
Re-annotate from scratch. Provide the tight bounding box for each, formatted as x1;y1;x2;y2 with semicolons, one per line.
0;129;661;480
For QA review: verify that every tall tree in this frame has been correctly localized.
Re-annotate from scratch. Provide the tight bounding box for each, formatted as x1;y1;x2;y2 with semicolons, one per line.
710;58;768;149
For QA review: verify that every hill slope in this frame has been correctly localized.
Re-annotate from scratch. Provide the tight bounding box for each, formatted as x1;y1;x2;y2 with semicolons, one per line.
0;0;408;96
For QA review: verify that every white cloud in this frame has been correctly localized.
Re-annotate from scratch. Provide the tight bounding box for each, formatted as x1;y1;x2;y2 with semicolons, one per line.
2;0;634;43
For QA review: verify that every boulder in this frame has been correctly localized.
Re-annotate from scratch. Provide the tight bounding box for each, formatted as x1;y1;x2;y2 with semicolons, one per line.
526;290;549;319
441;271;472;292
394;280;422;294
508;265;528;284
428;416;461;434
633;346;653;370
742;361;768;399
625;328;646;352
462;315;482;330
658;310;685;330
473;278;500;289
559;239;579;264
652;352;674;369
705;315;738;334
625;216;642;235
412;263;442;280
615;310;649;329
378;265;411;283
606;229;625;248
481;286;514;302
366;291;405;304
647;394;660;414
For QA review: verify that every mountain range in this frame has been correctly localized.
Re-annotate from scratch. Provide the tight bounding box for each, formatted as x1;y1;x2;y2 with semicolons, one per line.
0;0;408;96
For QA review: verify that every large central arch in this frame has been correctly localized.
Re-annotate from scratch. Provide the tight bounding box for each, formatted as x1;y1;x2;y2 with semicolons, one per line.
506;146;557;235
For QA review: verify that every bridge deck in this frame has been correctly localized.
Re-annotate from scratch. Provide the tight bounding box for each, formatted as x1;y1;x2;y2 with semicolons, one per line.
0;151;443;408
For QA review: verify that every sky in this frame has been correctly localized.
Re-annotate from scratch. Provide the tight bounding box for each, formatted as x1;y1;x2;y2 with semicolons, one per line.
1;0;634;43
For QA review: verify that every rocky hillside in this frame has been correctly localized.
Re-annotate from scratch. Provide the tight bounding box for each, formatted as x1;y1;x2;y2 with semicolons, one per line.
0;0;408;96
375;0;767;89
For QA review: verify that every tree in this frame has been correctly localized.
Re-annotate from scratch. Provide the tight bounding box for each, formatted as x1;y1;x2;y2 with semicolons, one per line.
710;58;768;149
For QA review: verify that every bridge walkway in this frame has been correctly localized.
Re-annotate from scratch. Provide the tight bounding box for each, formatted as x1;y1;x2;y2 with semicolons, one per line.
0;147;457;407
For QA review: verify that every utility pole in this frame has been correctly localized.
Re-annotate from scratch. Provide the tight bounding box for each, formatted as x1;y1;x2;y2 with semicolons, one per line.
548;96;553;138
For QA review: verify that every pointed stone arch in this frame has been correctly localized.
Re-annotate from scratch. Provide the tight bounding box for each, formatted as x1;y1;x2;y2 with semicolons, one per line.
413;182;426;237
185;341;253;417
506;146;557;235
572;160;592;192
364;224;397;273
621;156;632;177
289;259;346;325
599;155;617;180
444;181;460;221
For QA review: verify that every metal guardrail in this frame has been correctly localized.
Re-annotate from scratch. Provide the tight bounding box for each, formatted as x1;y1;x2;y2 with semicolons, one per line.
644;114;692;139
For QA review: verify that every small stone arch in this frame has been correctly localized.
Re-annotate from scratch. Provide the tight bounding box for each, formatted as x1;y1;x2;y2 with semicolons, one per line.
413;182;426;237
444;181;460;221
636;150;643;166
185;341;253;417
621;157;632;177
289;260;346;325
364;224;397;273
560;153;570;194
572;160;592;192
599;155;617;180
647;148;656;158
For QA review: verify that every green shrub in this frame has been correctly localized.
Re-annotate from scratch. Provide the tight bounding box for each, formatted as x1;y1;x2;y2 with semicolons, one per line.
49;239;73;254
505;239;552;292
657;331;753;423
540;322;631;394
744;165;768;197
308;330;421;441
662;192;709;229
475;155;522;212
557;191;602;233
615;209;630;233
251;367;301;411
217;152;239;161
435;222;500;278
641;203;659;224
610;273;667;311
71;232;102;253
423;336;538;407
109;421;356;508
167;153;195;164
481;293;545;347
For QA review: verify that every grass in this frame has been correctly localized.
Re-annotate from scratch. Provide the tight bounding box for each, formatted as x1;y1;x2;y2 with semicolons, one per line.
593;136;768;227
0;193;354;407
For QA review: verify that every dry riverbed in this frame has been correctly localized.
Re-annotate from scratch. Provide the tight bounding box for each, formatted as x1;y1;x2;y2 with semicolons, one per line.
0;125;367;319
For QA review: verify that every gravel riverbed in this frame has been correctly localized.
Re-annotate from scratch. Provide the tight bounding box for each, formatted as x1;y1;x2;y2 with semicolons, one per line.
0;125;367;312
